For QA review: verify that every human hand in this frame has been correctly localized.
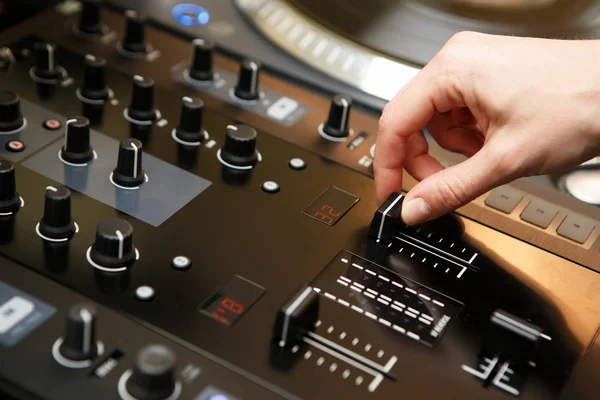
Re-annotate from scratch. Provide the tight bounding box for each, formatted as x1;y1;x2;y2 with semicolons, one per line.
374;31;600;225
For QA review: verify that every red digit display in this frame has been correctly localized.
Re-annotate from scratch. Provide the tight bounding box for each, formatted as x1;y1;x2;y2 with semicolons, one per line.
200;276;265;326
304;187;359;226
320;205;341;217
221;297;244;314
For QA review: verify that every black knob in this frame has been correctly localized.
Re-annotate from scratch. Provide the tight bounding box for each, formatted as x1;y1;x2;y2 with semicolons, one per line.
112;138;146;187
187;38;214;82
60;117;94;164
126;75;157;123
220;125;259;168
321;95;352;139
33;42;63;81
0;160;20;214
125;345;178;400
58;304;99;362
120;10;148;55
90;218;136;269
38;186;76;240
175;97;205;144
80;55;109;101
0;90;24;133
77;0;105;36
234;59;261;101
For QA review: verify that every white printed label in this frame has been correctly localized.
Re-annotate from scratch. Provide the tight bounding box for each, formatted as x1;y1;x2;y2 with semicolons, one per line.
0;296;35;334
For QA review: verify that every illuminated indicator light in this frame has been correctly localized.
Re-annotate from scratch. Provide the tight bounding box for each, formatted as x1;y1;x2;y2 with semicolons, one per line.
172;4;210;26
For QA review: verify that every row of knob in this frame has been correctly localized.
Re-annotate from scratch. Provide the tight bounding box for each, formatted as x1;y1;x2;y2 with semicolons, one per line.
72;0;355;139
57;303;179;400
0;161;137;270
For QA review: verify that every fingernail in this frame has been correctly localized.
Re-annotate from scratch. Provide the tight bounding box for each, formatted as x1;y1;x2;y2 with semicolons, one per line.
401;198;431;225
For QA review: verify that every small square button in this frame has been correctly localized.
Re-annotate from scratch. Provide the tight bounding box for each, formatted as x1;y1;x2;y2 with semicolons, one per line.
556;214;596;244
520;199;560;229
484;186;523;214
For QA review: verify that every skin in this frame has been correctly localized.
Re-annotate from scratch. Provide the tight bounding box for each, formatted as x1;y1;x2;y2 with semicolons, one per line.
374;31;600;225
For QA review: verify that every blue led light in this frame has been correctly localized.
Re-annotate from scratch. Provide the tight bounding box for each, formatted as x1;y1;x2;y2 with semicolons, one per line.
172;3;210;27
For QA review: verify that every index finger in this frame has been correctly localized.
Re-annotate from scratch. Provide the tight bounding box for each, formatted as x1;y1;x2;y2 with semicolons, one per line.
373;62;466;204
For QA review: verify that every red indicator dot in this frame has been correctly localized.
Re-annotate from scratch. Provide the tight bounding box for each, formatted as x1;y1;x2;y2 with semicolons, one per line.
5;140;25;153
43;119;62;130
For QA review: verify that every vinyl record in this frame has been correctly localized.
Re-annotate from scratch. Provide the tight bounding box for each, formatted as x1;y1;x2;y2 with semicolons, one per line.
287;0;600;65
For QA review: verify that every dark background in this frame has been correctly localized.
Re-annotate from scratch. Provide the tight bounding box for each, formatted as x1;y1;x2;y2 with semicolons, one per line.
0;0;58;30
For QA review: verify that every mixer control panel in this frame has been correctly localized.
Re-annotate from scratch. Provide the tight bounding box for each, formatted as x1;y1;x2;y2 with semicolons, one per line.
0;3;598;400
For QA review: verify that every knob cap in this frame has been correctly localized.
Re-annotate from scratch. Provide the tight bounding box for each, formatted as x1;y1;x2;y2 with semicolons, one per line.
61;117;94;164
321;95;352;139
33;42;62;81
38;186;76;239
77;0;105;36
0;90;24;132
80;55;108;101
126;75;157;123
121;10;148;55
90;218;136;269
175;97;205;144
187;38;214;82
220;125;259;168
0;160;20;214
58;304;99;361
234;59;261;101
125;345;178;400
112;138;146;187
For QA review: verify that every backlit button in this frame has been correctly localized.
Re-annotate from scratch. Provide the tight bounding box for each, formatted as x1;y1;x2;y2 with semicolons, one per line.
556;213;596;244
520;199;559;229
289;158;306;170
43;119;62;130
135;286;155;301
267;97;298;121
171;255;191;270
484;186;523;214
5;140;25;153
262;181;280;194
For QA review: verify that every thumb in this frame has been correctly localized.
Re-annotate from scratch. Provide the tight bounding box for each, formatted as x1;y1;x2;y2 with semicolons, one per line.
401;146;510;225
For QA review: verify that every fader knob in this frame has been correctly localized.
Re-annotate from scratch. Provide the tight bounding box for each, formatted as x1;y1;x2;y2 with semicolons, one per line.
60;117;94;164
319;95;352;140
58;304;100;362
112;138;146;187
38;186;76;240
80;55;109;102
219;125;259;168
233;59;261;101
273;286;320;349
126;75;157;123
90;218;136;269
174;97;205;144
120;10;148;55
0;90;24;133
0;160;21;215
187;38;215;82
32;42;63;82
77;0;105;36
123;345;180;400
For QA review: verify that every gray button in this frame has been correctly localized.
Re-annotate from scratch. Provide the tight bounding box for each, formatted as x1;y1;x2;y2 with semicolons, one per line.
557;214;596;244
520;199;559;229
261;181;280;193
289;158;306;170
135;286;155;301
484;186;523;214
172;255;191;270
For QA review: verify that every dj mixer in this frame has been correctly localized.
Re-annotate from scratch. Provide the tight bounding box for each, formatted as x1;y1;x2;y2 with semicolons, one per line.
0;1;599;399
